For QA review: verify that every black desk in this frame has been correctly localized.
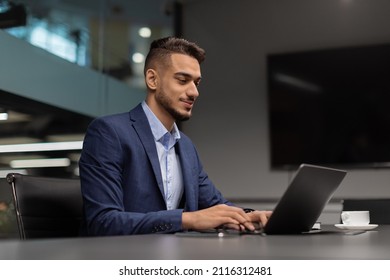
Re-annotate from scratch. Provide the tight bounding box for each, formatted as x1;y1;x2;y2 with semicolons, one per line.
0;225;389;259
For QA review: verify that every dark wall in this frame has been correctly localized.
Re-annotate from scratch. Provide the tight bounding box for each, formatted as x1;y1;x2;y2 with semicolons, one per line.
181;0;390;199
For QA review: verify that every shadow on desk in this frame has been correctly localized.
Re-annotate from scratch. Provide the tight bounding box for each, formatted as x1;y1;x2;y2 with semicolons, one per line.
175;226;368;238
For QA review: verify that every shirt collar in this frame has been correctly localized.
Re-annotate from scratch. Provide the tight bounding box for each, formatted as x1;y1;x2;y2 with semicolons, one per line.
141;101;181;142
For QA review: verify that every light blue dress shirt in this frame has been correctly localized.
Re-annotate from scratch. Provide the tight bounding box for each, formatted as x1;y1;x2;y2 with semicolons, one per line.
142;101;183;210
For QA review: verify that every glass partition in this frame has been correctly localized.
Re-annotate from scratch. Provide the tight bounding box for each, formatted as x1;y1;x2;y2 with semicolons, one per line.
3;0;174;88
0;0;174;180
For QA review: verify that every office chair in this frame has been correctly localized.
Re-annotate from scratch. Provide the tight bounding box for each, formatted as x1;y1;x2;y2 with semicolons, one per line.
342;198;390;224
6;173;83;239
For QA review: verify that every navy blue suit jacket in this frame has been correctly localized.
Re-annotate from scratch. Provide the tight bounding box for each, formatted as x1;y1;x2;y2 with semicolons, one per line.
79;103;231;235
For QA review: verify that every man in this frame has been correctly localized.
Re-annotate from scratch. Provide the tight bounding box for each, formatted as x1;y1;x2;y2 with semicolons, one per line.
79;37;271;235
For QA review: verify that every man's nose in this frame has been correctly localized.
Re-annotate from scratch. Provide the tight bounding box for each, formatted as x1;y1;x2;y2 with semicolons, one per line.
187;82;199;98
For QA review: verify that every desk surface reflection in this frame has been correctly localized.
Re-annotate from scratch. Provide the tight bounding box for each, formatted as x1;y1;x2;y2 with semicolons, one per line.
0;225;389;260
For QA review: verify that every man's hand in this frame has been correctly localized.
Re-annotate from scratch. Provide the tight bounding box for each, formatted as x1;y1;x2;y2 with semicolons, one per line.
182;204;256;231
247;210;273;229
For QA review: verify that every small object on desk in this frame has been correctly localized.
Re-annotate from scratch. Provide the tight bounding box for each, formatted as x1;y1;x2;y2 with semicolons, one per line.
312;222;321;230
301;222;322;234
334;224;378;230
175;229;239;238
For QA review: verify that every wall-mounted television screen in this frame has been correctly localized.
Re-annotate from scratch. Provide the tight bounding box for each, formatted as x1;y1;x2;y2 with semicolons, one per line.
267;43;390;169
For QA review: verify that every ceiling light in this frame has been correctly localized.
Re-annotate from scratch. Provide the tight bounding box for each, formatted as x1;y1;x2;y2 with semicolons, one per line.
0;110;30;123
10;158;71;168
132;52;145;64
0;112;8;120
0;141;83;153
138;27;151;38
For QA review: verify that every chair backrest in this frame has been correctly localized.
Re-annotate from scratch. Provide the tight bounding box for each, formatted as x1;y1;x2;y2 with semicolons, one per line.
6;173;82;239
342;198;390;224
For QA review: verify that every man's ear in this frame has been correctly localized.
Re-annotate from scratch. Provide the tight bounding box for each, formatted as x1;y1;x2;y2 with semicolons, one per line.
145;69;158;90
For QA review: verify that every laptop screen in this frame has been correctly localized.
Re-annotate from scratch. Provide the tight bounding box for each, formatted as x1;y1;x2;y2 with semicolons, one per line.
263;164;347;234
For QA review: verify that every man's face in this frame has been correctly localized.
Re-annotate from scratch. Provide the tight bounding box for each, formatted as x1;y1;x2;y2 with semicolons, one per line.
155;53;202;122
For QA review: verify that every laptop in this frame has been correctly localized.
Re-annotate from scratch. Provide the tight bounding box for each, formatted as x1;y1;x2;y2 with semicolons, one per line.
261;163;347;234
176;163;347;237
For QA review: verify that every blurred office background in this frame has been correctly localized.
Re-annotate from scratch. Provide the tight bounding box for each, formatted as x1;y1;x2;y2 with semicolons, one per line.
1;0;390;237
0;0;175;237
0;0;175;178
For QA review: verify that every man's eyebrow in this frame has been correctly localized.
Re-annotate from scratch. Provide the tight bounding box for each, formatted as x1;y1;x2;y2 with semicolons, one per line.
174;72;202;80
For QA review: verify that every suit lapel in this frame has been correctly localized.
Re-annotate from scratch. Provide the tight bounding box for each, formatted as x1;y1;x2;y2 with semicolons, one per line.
129;104;198;211
129;105;165;199
176;139;197;211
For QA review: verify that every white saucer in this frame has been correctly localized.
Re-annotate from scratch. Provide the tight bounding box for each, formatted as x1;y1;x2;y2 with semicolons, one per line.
334;224;378;230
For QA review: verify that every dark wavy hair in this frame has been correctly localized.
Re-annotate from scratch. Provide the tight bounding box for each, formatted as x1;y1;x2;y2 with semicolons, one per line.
144;37;206;75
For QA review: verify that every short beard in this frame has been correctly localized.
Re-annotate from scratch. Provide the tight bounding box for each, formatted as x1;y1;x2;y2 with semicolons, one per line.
166;106;191;122
157;90;192;122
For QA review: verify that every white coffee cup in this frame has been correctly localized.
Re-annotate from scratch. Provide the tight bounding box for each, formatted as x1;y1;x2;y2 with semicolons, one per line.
341;211;370;225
